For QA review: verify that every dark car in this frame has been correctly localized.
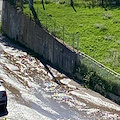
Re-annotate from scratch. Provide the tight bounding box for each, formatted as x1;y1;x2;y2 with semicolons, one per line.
0;81;7;109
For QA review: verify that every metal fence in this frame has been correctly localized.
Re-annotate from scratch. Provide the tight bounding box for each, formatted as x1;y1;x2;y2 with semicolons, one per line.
36;3;120;85
34;7;80;51
80;52;120;85
33;2;120;85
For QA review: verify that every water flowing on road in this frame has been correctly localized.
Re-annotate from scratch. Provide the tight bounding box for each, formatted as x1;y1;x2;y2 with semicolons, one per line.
0;35;120;120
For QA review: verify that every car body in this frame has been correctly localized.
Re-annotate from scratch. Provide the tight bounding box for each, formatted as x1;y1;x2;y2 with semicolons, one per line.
0;81;7;109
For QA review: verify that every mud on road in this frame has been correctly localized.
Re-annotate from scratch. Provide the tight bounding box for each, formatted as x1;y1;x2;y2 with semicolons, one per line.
0;35;120;120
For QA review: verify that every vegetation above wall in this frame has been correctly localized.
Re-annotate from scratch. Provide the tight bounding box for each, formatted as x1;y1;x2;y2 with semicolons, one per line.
22;0;120;75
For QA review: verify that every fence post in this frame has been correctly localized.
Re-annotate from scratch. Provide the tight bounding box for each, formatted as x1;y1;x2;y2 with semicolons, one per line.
63;25;65;44
77;34;80;51
72;33;75;51
53;20;56;36
45;16;47;29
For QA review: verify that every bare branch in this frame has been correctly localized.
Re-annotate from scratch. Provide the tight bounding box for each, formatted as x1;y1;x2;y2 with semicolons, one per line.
70;0;77;12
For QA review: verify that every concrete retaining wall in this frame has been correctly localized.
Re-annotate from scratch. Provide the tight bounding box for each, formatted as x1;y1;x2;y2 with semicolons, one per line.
2;1;76;74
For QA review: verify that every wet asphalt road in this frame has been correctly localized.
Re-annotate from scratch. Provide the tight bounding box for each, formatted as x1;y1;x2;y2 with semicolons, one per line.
0;35;120;120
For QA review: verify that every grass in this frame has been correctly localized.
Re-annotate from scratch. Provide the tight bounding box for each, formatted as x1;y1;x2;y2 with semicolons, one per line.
23;1;120;74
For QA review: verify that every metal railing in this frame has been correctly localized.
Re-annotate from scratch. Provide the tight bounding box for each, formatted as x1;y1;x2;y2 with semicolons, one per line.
34;7;80;51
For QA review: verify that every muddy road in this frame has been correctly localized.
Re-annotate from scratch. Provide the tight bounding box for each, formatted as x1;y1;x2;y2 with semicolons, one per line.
0;35;120;120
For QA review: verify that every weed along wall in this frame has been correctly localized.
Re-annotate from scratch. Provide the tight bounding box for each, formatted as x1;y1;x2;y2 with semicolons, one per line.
2;1;120;104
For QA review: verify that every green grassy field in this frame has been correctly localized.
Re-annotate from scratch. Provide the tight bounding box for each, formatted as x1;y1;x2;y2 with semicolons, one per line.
23;1;120;74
